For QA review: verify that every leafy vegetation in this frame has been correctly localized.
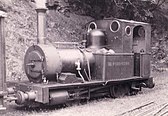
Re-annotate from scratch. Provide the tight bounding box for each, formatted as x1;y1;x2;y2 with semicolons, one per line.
48;1;168;39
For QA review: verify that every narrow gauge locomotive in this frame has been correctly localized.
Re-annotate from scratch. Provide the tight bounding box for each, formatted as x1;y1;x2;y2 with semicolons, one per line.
0;3;154;108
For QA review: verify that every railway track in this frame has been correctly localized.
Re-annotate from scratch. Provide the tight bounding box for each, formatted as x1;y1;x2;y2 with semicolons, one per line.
116;101;168;116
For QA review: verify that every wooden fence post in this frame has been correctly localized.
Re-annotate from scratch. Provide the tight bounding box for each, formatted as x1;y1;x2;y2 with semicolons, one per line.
0;10;7;111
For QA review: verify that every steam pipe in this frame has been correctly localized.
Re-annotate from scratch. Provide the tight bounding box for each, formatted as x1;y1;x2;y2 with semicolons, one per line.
0;10;7;110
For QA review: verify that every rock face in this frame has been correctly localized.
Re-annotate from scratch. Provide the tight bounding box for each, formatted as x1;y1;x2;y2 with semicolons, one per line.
0;0;93;80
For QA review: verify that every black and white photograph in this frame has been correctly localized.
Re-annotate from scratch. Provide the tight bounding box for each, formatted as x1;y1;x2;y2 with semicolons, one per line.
0;0;168;116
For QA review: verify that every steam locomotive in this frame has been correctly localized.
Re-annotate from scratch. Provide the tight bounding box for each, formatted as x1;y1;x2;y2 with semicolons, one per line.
0;4;154;108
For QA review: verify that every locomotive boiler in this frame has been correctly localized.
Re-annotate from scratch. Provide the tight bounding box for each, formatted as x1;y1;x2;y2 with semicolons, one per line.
0;1;154;109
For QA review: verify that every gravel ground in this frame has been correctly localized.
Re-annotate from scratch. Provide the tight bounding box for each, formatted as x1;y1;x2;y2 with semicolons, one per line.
1;71;168;116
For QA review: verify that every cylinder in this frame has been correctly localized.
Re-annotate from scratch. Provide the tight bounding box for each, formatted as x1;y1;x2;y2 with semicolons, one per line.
24;45;95;83
0;10;7;110
49;90;69;105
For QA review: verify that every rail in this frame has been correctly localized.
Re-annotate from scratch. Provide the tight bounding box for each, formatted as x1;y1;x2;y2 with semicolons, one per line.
115;101;168;116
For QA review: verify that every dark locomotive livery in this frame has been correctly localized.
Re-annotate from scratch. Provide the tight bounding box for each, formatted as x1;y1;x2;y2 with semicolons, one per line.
11;18;154;106
0;2;154;109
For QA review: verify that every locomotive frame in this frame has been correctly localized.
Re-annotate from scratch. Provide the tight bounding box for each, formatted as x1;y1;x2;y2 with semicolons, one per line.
0;1;154;110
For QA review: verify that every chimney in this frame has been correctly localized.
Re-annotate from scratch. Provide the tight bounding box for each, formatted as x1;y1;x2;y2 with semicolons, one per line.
0;10;7;111
35;0;47;44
